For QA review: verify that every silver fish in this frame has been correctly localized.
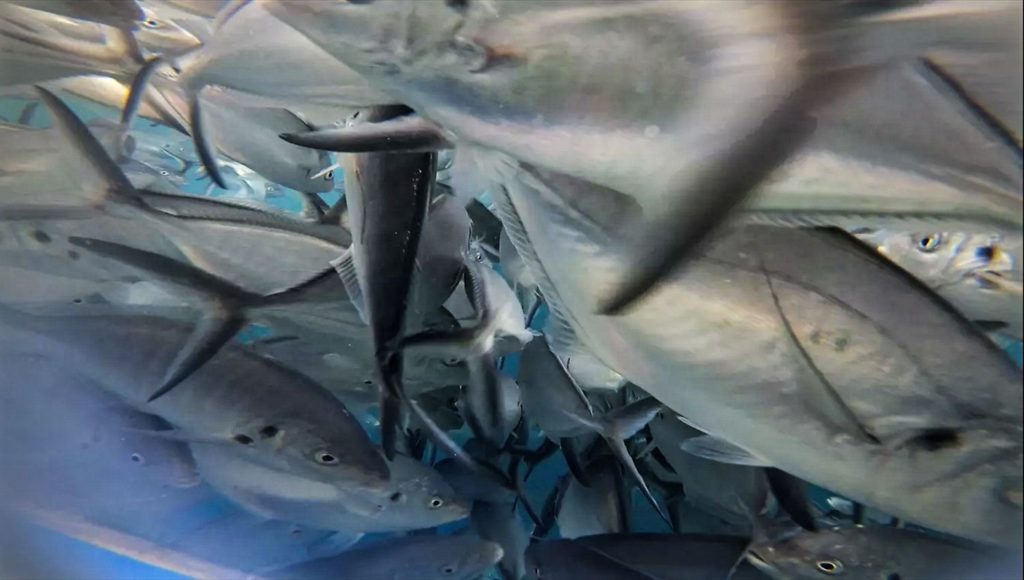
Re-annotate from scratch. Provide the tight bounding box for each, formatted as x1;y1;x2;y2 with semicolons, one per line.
525;534;768;580
266;0;996;311
647;411;768;535
190;443;469;534
747;525;1024;580
471;500;532;580
0;305;389;485
264;535;503;580
854;229;1023;339
557;456;630;539
492;159;1023;547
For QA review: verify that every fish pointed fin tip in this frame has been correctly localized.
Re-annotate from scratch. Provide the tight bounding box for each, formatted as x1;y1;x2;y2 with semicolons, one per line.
34;85;141;207
121;55;165;131
188;92;227;189
679;435;771;466
147;311;248;402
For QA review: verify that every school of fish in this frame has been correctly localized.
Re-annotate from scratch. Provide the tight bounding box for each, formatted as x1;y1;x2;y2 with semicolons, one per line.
0;1;1021;579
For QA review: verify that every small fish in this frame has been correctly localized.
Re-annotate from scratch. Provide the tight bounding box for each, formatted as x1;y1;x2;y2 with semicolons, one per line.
517;335;667;524
557;456;630;540
191;443;468;534
854;229;1023;339
525;534;768;580
747;525;1024;580
471;500;533;580
264;535;503;580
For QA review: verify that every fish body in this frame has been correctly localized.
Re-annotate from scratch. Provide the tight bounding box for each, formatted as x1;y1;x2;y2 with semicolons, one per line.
471;501;532;580
525;534;768;580
557;458;629;539
748;525;1024;580
341;105;437;457
265;535;503;580
854;229;1023;339
0;306;389;485
191;443;468;534
493;160;1023;547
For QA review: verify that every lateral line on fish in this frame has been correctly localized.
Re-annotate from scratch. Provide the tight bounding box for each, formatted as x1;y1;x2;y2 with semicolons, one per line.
758;255;882;446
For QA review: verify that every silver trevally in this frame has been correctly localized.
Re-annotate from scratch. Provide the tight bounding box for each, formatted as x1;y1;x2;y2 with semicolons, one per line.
647;410;768;535
747;525;1024;580
491;158;1023;547
525;533;768;580
191;442;469;534
471;500;532;580
264;535;503;580
854;229;1023;339
154;84;335;193
557;456;630;539
267;0;1021;312
175;0;392;112
0;305;389;486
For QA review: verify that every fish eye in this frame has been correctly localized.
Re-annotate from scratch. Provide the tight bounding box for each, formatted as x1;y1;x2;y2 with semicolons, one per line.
130;453;144;464
259;425;279;439
233;434;254;445
314;450;340;465
160;170;169;175
429;497;444;509
915;234;943;253
142;18;160;29
389;492;404;502
440;564;457;575
324;170;334;181
443;356;460;367
816;559;843;574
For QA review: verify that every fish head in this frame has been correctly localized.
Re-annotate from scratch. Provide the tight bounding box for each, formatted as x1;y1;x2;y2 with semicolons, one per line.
746;525;890;580
265;0;482;80
363;455;471;529
135;5;203;55
858;230;1007;287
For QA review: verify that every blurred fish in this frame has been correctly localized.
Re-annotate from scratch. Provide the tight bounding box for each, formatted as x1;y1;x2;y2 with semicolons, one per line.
265;535;503;580
409;194;472;324
0;305;389;485
121;0;390;188
65;235;339;401
0;356;200;495
191;444;468;534
471;501;532;580
525;534;768;580
492;161;1024;547
647;411;768;535
854;229;1023;339
334;105;439;461
266;0;870;313
436;458;517;505
518;335;667;523
747;525;1024;580
155;86;335;193
557;456;630;539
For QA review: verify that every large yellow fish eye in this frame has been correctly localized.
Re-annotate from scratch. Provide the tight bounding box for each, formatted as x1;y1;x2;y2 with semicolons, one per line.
815;559;843;574
915;234;943;253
